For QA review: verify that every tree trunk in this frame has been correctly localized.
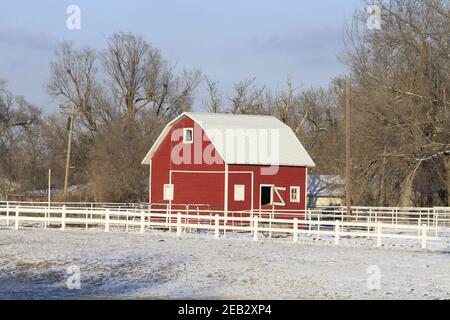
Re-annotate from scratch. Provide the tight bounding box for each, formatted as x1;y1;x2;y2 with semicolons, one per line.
378;148;387;206
398;165;420;207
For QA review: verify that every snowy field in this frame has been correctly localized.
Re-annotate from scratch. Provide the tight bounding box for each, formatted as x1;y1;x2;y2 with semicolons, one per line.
0;228;449;300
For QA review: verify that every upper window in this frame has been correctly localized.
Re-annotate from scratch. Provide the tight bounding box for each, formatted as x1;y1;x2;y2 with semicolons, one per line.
183;128;194;144
290;186;300;203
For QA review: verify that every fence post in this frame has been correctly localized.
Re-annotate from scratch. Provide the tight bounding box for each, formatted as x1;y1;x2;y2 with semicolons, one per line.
317;213;321;239
293;218;298;243
15;206;19;231
366;216;370;239
6;201;9;227
376;222;382;248
308;210;312;231
140;210;145;234
44;205;48;230
435;210;439;238
334;220;340;245
253;216;259;241
105;210;110;233
148;209;152;231
418;217;422;236
421;224;427;250
61;205;66;231
214;214;220;239
85;209;89;231
176;212;182;237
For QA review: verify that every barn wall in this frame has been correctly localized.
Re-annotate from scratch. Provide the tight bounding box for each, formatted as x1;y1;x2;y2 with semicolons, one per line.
228;165;307;212
150;116;226;210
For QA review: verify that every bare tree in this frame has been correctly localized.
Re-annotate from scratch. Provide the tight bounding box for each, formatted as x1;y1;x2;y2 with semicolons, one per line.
203;77;223;113
103;32;202;120
0;82;42;199
343;0;450;206
103;32;151;116
48;42;98;134
229;78;268;114
1;82;37;136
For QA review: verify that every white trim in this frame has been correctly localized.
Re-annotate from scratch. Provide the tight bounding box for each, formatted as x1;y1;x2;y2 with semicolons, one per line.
183;128;194;144
141;113;186;165
169;173;173;213
305;168;309;209
224;164;229;217
148;160;152;203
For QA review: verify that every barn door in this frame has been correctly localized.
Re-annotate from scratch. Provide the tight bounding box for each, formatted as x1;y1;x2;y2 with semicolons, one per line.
272;187;286;206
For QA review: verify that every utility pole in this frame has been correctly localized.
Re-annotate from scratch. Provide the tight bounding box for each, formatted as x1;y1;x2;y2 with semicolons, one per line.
48;168;51;207
447;156;450;207
445;153;450;207
345;81;352;218
63;103;76;198
47;168;51;228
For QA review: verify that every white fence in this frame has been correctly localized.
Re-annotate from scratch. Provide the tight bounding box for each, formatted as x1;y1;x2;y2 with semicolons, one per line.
1;202;449;250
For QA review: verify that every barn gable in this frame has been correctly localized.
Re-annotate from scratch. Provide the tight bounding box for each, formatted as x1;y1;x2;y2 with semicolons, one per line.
142;112;315;168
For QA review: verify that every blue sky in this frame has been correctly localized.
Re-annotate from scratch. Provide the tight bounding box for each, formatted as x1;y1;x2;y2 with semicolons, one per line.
0;0;363;112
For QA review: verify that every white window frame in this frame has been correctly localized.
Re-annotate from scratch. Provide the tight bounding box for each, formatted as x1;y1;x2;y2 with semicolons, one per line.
234;185;245;202
163;184;174;201
183;128;194;144
290;186;301;203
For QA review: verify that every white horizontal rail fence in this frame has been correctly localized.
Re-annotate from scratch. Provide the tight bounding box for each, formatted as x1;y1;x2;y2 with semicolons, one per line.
311;206;450;228
0;204;448;250
2;201;449;228
0;201;150;210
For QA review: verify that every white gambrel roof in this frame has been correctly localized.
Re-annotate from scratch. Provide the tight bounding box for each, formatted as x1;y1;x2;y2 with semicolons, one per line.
142;112;316;167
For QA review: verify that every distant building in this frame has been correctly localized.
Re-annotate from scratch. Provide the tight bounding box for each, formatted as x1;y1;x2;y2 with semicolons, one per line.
308;175;345;207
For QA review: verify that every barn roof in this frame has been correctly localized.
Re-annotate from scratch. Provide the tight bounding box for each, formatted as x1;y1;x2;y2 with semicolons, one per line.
142;112;316;167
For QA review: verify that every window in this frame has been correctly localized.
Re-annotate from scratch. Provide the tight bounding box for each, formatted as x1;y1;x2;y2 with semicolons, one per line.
290;186;300;203
234;185;245;202
260;185;273;206
183;128;194;144
163;184;174;201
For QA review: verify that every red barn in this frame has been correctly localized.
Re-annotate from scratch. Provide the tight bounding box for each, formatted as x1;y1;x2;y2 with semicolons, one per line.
142;113;315;217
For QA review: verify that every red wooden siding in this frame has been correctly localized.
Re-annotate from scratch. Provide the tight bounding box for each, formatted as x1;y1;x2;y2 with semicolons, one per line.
149;115;308;216
171;171;224;210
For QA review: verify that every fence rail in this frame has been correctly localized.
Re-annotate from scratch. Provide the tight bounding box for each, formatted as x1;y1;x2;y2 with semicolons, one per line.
1;202;449;250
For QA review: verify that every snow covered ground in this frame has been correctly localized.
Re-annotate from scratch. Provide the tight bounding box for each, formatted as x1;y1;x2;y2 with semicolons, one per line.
0;228;449;300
